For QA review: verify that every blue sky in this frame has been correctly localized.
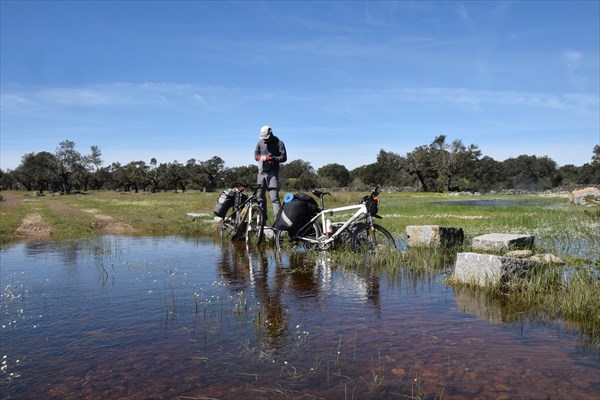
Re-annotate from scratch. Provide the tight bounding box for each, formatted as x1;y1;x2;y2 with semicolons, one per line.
1;1;599;171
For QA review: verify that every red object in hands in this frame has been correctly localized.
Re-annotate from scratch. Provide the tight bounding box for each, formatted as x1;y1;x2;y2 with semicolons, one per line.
255;156;261;161
265;156;273;161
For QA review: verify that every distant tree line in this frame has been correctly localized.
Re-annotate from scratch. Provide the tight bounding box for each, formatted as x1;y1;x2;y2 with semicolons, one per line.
1;136;598;194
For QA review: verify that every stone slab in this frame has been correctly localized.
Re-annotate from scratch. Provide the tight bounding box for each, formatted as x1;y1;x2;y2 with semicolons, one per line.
187;212;210;220
263;227;276;242
472;233;534;252
406;225;464;248
570;187;600;206
454;252;536;286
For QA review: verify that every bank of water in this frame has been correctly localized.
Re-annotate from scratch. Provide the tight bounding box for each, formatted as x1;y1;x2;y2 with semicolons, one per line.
1;236;598;399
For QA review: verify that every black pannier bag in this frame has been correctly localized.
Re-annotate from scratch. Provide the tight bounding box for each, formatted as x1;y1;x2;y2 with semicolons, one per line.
273;192;319;233
213;189;248;218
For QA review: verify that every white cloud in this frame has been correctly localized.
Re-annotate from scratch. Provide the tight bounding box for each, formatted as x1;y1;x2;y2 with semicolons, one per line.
562;50;587;90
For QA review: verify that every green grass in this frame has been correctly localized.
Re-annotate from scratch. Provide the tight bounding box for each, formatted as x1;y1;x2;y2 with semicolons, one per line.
3;190;598;261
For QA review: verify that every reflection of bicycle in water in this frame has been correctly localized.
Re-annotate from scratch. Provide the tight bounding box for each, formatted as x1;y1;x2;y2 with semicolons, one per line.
219;184;266;246
275;186;396;253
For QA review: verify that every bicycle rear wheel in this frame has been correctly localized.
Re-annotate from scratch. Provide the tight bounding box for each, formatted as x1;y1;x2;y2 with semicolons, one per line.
274;229;289;252
351;223;396;254
245;204;265;246
275;222;321;252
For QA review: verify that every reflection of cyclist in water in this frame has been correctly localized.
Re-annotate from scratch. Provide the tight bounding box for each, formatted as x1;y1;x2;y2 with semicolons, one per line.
217;241;251;286
218;243;289;347
252;250;289;346
254;125;287;220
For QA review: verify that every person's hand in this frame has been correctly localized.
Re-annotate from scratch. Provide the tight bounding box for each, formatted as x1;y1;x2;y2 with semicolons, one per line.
264;156;273;161
255;156;261;161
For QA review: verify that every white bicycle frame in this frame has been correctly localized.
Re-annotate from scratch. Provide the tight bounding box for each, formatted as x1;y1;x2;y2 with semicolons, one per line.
295;202;369;247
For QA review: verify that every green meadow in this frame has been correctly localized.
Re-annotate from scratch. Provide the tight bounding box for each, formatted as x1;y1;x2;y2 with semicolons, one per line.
1;189;598;251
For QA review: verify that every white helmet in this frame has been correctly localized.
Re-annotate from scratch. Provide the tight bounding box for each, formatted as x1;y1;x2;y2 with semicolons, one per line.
259;125;272;139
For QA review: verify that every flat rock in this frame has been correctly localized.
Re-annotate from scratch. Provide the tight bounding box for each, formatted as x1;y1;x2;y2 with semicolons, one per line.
569;187;600;206
406;225;464;248
263;227;276;241
187;212;210;219
505;250;533;258
472;233;534;252
454;252;536;286
529;253;564;265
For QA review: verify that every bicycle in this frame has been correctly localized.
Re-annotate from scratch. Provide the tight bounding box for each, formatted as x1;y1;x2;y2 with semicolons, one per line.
274;186;396;253
219;183;265;246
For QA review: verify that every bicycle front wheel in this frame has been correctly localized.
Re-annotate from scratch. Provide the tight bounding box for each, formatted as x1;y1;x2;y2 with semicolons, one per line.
351;223;396;254
219;215;234;241
220;207;245;241
245;204;265;246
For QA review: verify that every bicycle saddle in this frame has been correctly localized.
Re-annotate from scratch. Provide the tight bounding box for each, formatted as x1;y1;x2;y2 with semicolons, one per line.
311;189;330;198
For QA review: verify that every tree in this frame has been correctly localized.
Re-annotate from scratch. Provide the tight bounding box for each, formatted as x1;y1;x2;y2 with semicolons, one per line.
0;169;18;190
196;156;225;191
403;136;482;191
164;161;186;191
85;145;103;172
13;151;59;192
280;159;317;190
350;163;384;188
317;163;351;187
55;140;84;194
375;149;406;186
502;155;559;190
405;145;437;191
123;161;149;192
109;162;126;190
558;164;580;187
147;158;168;193
91;167;113;190
445;140;482;190
471;156;505;191
221;165;259;189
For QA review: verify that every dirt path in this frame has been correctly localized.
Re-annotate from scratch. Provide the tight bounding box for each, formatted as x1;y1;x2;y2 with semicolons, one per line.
15;213;52;239
10;202;137;241
82;208;138;235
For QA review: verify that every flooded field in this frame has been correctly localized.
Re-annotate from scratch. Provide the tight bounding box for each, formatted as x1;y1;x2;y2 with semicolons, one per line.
1;236;598;399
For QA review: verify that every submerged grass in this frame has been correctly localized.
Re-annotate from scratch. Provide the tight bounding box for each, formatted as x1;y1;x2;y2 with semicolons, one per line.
448;263;600;350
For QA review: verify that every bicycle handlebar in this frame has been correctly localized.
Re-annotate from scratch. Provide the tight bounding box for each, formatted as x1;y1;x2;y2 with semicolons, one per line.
237;183;277;193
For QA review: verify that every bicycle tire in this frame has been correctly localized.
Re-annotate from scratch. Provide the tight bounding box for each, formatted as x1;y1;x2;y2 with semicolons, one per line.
220;208;242;241
274;229;288;252
275;221;321;252
245;204;265;246
350;223;396;254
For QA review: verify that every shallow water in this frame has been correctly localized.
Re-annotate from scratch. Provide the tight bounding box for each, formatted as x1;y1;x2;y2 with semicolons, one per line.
1;236;598;399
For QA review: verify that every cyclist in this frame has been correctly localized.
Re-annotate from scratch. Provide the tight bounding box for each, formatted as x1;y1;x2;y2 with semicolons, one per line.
254;125;287;220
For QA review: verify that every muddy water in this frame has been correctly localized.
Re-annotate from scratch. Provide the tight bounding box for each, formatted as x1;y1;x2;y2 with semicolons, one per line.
1;236;598;399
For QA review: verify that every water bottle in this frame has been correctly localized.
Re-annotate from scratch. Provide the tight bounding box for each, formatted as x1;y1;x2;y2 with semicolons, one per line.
325;219;333;234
